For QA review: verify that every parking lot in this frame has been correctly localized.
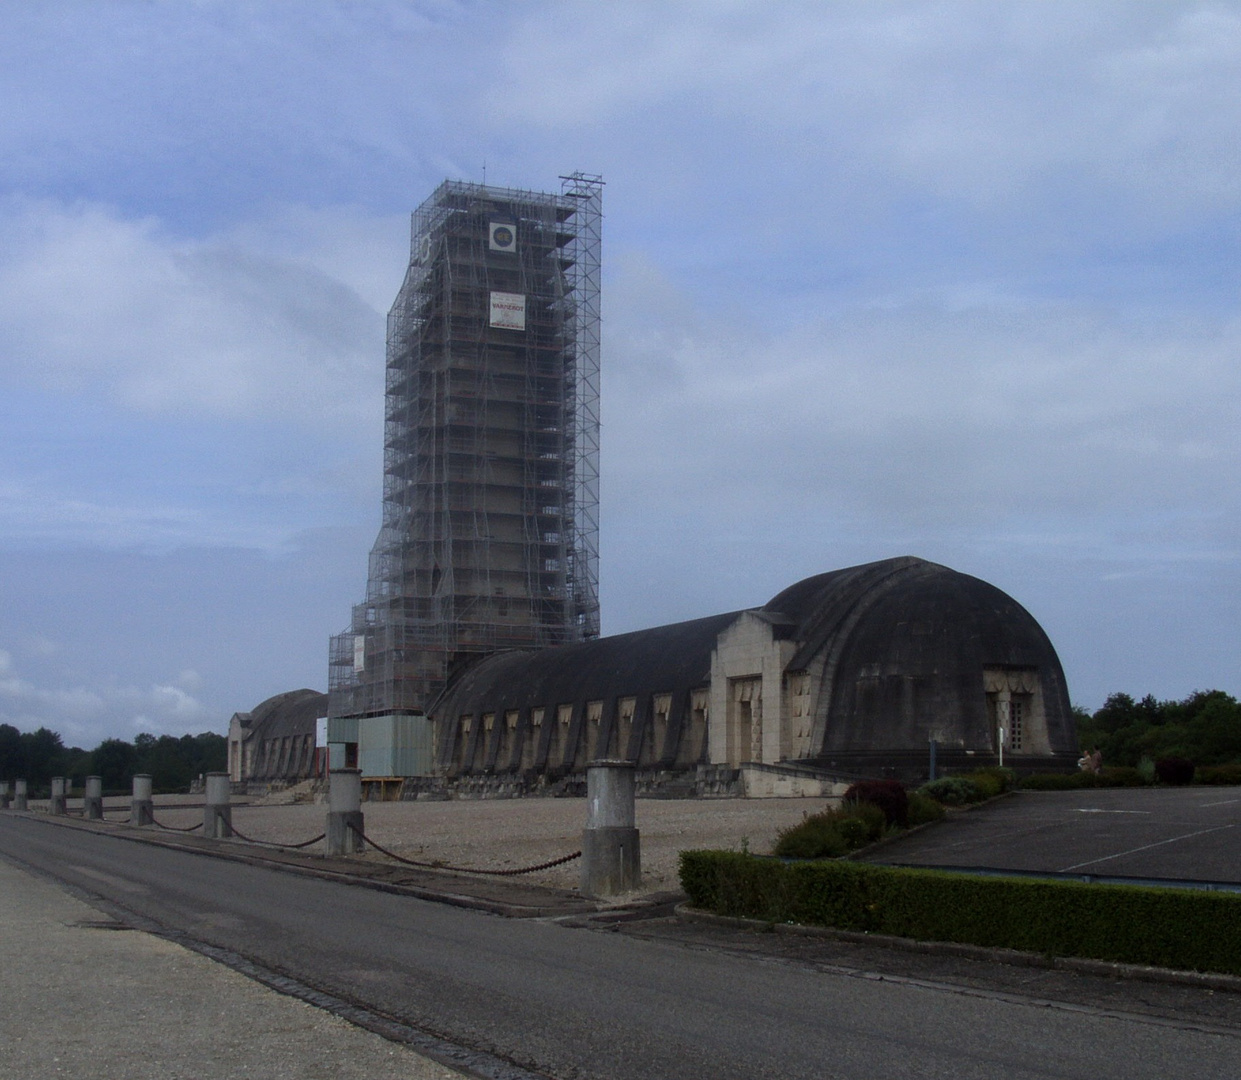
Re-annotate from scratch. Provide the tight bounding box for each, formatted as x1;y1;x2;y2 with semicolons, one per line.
866;787;1241;884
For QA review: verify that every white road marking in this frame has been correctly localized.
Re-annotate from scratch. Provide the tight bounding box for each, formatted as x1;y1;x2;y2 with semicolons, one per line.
1059;823;1238;872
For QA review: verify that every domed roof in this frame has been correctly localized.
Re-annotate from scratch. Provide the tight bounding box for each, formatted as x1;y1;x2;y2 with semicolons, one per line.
244;688;326;742
765;557;1074;758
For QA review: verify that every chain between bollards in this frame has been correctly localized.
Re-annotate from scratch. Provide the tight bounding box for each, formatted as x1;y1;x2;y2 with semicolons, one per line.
153;817;204;832
225;821;326;849
347;823;581;876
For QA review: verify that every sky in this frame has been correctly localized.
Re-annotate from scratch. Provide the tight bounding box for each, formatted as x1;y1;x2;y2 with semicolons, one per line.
1;1;1239;747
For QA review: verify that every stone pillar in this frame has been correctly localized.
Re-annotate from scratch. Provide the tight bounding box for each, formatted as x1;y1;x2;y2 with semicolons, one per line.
580;760;640;898
326;769;364;855
0;781;10;810
203;772;232;838
50;776;67;816
131;774;154;826
84;775;104;820
13;779;28;813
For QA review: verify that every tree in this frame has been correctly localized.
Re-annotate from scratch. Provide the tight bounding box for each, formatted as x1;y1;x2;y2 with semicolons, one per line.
0;725;226;794
1076;690;1241;768
0;723;22;780
92;738;137;791
18;728;67;791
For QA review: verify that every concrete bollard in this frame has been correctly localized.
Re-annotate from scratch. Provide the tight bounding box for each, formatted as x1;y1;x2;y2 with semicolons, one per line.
0;781;10;810
203;772;233;838
84;775;104;820
326;769;365;855
131;774;154;826
13;779;29;813
580;760;641;898
50;776;67;816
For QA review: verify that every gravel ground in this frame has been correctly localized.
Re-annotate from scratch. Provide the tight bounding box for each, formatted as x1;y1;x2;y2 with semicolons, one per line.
127;794;832;894
0;857;464;1079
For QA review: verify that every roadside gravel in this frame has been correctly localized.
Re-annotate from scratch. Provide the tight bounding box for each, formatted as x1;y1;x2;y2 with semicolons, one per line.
0;857;465;1079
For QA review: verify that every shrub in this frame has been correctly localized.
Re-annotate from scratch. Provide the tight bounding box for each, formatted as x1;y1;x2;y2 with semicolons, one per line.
1195;763;1241;786
1137;756;1156;784
1097;766;1146;787
838;800;887;845
1155;757;1196;786
968;767;1016;794
906;792;946;826
842;779;909;827
772;812;848;859
964;771;1004;799
918;776;982;805
1020;768;1150;791
1020;771;1094;790
679;850;1241;977
772;801;887;859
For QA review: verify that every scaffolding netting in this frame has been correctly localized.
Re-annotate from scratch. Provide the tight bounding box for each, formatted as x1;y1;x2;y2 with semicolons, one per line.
329;175;602;720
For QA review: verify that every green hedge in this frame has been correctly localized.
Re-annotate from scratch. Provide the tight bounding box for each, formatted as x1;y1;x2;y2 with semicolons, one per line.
1019;767;1148;790
679;850;1241;976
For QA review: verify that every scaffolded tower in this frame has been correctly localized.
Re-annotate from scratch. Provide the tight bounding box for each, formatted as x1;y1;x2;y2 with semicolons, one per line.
329;175;602;724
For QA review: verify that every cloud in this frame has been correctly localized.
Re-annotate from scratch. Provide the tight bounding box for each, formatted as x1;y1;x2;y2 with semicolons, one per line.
0;197;388;552
0;653;216;744
492;3;1241;257
604;255;1241;560
222;204;412;314
0;529;368;745
0;196;383;424
0;3;495;221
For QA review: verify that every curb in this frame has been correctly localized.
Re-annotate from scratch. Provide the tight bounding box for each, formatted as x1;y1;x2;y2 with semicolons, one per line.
674;902;1241;994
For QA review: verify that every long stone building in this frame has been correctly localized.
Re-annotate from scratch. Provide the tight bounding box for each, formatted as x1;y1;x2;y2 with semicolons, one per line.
423;555;1077;792
229;557;1076;793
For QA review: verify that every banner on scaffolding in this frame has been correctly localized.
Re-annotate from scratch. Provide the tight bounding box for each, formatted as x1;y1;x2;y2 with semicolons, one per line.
489;291;526;330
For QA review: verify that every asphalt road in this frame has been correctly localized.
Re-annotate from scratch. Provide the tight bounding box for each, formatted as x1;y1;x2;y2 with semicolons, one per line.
3;813;1241;1080
866;788;1241;882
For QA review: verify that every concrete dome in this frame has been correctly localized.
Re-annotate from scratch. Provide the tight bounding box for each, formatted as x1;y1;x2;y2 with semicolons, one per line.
766;557;1075;771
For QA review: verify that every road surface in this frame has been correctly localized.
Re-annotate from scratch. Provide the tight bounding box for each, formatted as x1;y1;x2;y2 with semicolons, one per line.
2;813;1239;1080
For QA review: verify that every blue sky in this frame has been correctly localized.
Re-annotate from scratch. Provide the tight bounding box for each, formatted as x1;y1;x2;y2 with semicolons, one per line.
2;1;1239;746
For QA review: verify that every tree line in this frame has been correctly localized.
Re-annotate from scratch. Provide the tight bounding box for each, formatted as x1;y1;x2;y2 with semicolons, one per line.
0;725;226;795
1075;689;1241;767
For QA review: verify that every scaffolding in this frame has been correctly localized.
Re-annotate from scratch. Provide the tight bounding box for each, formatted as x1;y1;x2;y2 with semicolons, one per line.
329;175;603;721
